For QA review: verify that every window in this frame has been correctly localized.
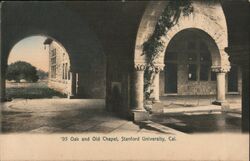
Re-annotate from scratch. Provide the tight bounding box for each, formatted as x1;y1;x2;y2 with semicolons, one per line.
51;49;56;57
200;64;209;81
200;51;211;81
65;63;68;80
188;64;197;81
62;63;70;80
186;41;213;81
211;71;216;81
62;63;65;79
50;49;57;78
51;66;56;78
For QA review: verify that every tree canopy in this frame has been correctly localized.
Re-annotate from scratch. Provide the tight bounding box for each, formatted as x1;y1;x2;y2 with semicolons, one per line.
6;61;39;82
37;69;48;80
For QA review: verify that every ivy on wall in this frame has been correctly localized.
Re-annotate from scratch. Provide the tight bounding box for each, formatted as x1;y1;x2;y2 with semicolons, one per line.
142;0;194;100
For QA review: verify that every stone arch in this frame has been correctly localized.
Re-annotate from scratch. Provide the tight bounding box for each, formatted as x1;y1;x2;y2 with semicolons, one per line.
164;28;221;68
130;1;231;120
1;2;107;100
134;1;230;71
134;1;167;65
1;2;105;72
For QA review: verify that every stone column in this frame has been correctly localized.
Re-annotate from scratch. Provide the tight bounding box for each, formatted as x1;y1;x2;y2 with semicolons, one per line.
212;66;230;106
131;64;148;121
241;63;249;132
0;63;6;102
216;72;226;102
132;64;145;111
225;45;249;132
0;74;6;102
152;65;165;103
69;71;77;99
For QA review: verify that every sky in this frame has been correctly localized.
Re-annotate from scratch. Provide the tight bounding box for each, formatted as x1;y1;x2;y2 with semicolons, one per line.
8;36;49;72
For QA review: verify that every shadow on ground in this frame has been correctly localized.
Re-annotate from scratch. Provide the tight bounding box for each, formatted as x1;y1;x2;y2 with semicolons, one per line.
150;112;241;133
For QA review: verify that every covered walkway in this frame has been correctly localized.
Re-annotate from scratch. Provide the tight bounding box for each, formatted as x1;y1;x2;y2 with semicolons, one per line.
1;99;180;134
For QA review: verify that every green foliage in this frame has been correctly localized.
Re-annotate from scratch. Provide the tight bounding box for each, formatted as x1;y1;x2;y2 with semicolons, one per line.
6;82;66;99
37;69;48;80
142;1;193;100
6;61;39;82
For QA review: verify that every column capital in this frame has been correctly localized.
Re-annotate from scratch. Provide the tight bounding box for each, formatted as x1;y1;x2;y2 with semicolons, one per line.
134;64;147;71
148;64;165;74
211;66;230;73
154;64;165;73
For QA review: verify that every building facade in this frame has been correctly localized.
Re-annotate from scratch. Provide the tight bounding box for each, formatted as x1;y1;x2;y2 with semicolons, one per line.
44;38;73;97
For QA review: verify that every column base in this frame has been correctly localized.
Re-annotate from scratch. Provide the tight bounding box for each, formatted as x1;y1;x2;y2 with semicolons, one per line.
212;100;225;105
131;109;149;122
212;100;230;110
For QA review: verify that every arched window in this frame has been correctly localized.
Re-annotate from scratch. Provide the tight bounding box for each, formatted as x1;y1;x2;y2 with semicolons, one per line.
187;40;213;81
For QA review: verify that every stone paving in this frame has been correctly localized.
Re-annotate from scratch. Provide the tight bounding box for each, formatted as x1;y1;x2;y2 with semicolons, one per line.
1;95;242;134
152;95;242;133
1;99;180;134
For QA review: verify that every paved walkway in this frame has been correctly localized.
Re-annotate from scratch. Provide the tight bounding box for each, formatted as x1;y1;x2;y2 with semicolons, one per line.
1;95;242;134
1;99;181;134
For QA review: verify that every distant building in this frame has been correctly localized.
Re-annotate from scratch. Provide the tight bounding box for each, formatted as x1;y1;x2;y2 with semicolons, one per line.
44;38;71;96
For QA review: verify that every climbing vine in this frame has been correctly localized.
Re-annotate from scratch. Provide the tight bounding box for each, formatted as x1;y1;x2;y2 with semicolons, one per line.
142;0;194;100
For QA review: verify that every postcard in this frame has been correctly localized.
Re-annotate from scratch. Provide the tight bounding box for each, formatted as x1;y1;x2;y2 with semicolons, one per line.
0;1;249;161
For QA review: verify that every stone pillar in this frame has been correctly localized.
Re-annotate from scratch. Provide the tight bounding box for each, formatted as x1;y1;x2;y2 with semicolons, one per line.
216;72;226;102
152;65;164;103
0;74;6;102
241;63;249;132
152;72;160;102
69;71;77;99
212;67;230;106
0;62;6;102
131;64;148;121
225;45;249;132
132;64;145;111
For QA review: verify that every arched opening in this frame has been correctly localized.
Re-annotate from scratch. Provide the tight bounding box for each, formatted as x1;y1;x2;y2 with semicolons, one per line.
161;28;219;96
159;28;242;108
6;35;73;99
